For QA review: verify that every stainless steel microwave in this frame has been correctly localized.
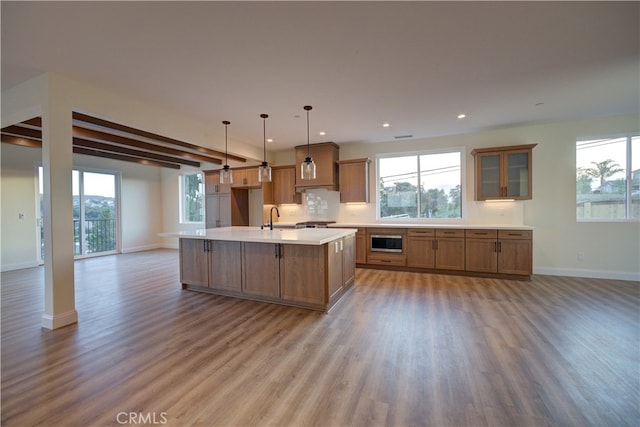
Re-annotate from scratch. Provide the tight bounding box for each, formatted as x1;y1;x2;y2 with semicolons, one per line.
370;235;403;253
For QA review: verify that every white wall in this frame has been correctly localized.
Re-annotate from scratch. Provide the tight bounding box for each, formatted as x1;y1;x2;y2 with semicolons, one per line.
273;114;640;280
0;143;164;270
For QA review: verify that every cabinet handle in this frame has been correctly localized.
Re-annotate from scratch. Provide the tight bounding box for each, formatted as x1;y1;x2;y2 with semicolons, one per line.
381;259;391;263
214;184;219;193
340;240;343;251
275;244;279;258
498;241;502;253
493;241;497;253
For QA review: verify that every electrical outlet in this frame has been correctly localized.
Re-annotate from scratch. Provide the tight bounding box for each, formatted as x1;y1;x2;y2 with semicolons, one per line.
577;252;585;262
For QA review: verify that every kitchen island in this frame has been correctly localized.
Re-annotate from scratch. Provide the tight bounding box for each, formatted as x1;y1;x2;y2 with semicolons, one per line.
161;227;358;312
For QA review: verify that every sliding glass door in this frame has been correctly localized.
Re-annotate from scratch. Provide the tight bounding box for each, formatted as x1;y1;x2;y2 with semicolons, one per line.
38;167;119;262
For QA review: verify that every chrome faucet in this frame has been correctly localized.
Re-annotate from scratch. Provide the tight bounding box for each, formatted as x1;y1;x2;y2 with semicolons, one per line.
269;206;280;230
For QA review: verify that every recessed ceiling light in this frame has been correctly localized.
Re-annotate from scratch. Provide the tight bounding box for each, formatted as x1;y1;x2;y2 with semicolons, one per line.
319;131;326;136
267;138;273;143
457;114;466;119
382;123;390;128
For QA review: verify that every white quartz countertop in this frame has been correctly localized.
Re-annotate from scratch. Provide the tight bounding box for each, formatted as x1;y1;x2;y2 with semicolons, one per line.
159;226;357;245
329;222;534;230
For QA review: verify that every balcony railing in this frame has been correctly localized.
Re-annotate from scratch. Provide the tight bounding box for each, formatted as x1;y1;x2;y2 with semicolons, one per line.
40;218;116;258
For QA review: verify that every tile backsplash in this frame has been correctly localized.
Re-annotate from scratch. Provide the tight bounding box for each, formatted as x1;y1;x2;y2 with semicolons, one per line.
273;189;340;223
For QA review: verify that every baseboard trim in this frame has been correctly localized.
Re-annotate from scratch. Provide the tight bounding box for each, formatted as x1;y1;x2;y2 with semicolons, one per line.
121;244;163;254
41;309;78;330
534;267;640;282
1;260;40;272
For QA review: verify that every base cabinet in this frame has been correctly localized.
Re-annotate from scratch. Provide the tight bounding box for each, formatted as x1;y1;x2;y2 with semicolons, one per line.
465;229;532;276
180;239;242;291
210;241;242;292
242;242;281;298
359;227;531;278
355;229;366;264
406;229;436;268
179;239;209;287
281;244;326;305
179;236;356;311
434;230;466;271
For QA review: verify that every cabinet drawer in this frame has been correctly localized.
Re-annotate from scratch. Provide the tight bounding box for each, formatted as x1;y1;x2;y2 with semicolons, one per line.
436;229;465;238
498;230;532;239
407;228;435;237
465;229;497;239
366;253;406;266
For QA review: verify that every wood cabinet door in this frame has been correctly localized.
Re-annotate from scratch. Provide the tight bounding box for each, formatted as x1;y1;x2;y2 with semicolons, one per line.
272;167;300;204
407;237;436;268
327;240;344;302
231;169;247;188
209;241;242;291
281;244;326;305
498;239;532;275
242;243;280;298
465;238;498;273
434;238;465;270
179;239;209;287
205;171;230;194
342;235;356;287
355;230;366;264
338;160;369;203
476;152;502;200
504;150;532;199
206;194;231;228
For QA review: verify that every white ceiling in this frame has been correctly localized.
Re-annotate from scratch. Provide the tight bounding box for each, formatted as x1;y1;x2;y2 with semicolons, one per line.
2;1;638;151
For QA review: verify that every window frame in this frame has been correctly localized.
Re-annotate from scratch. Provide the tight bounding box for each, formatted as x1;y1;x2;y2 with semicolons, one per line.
179;171;205;224
576;133;639;222
375;147;465;221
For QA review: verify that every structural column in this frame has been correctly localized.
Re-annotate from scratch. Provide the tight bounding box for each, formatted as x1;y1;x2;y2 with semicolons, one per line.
41;77;77;329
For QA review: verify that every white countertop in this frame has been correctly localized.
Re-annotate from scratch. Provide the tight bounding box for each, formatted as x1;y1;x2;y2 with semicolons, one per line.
328;222;534;230
159;226;357;245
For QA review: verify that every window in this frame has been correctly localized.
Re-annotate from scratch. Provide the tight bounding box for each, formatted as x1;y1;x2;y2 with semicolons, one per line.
576;135;639;220
378;149;462;219
180;172;204;223
38;166;119;260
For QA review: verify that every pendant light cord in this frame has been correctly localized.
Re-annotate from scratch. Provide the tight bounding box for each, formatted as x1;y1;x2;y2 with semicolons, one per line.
224;122;228;165
304;105;312;158
260;113;268;164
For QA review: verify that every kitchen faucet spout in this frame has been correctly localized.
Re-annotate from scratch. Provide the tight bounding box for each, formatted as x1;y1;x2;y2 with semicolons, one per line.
269;206;280;230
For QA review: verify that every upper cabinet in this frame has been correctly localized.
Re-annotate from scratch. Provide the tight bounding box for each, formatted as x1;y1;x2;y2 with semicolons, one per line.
231;167;261;189
471;144;537;200
272;166;301;205
204;170;230;194
295;142;340;192
337;158;370;203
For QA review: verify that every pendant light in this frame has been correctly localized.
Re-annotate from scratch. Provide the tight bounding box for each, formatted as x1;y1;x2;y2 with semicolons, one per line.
219;120;233;184
300;105;316;180
258;113;272;183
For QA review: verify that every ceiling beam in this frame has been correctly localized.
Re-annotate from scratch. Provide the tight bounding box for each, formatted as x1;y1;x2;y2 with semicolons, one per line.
73;112;246;163
73;137;201;167
73;147;181;169
72;126;222;165
1;125;42;140
1;134;42;148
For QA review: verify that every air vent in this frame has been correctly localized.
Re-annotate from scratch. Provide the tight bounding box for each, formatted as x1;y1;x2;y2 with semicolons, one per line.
394;135;413;139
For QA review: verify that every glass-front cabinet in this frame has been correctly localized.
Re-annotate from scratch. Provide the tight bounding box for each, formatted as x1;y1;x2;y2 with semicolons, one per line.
471;144;537;200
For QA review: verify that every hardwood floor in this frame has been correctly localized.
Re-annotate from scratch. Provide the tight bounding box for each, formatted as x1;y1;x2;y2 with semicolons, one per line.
2;249;638;426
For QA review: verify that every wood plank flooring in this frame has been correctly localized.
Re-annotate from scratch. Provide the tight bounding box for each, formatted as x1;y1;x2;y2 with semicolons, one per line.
1;249;638;426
